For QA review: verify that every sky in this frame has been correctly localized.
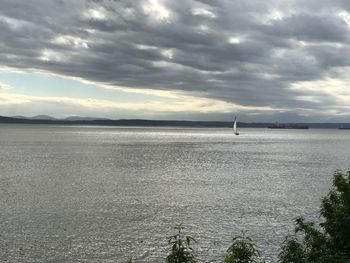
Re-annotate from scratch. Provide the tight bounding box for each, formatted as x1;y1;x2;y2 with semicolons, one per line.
1;0;350;122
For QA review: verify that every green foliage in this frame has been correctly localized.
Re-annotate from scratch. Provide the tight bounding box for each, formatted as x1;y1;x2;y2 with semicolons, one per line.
279;234;307;263
279;169;350;262
278;217;336;262
224;231;264;263
166;224;196;263
321;170;350;256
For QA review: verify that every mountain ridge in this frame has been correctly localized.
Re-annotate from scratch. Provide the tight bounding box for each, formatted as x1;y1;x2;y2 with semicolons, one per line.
1;115;350;128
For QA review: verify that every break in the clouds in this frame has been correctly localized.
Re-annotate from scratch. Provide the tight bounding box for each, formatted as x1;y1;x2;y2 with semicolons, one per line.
1;0;350;121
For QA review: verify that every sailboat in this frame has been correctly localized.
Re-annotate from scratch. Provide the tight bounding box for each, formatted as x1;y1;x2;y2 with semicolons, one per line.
233;116;239;135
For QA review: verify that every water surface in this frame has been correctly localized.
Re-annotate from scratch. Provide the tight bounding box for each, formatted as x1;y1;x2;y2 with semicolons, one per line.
1;124;349;262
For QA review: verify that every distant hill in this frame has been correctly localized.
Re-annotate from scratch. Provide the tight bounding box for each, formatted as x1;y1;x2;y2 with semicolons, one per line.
11;115;57;120
31;115;57;120
0;115;251;127
12;115;27;119
0;115;349;128
63;116;110;121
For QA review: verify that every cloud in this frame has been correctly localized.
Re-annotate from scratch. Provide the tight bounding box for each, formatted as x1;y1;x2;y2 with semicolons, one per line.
0;82;12;90
0;0;350;120
0;90;285;117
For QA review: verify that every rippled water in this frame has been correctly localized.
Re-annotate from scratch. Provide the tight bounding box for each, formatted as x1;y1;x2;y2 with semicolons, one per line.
1;124;350;262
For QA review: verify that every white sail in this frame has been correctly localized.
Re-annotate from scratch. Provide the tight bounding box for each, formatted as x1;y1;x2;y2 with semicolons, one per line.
233;117;239;135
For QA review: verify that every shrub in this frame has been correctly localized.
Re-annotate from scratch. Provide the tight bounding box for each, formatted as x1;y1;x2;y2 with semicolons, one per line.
279;169;350;262
166;224;196;263
224;230;264;263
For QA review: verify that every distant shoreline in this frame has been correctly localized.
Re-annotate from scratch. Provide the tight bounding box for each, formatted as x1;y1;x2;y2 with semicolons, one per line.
1;116;350;129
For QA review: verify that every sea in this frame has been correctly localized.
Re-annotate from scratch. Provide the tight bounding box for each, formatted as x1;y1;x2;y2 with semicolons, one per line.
0;124;349;262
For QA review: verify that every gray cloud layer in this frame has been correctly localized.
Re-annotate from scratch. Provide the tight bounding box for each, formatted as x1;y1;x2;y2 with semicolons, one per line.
1;0;350;121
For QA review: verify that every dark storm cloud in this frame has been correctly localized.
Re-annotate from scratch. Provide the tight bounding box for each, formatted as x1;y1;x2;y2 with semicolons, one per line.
1;0;350;120
263;14;350;43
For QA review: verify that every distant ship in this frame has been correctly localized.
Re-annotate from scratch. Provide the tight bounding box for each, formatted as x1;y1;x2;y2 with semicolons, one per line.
268;123;309;129
338;126;350;130
233;116;239;135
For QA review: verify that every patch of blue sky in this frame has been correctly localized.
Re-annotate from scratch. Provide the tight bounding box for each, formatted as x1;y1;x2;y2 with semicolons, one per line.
0;70;175;103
